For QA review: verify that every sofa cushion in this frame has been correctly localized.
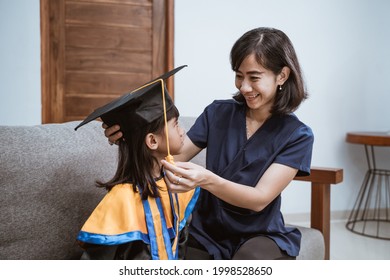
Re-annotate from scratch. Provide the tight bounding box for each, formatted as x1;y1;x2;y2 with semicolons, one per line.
294;226;325;260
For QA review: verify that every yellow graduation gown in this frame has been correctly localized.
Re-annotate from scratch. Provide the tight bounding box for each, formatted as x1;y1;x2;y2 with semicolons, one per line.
77;178;199;260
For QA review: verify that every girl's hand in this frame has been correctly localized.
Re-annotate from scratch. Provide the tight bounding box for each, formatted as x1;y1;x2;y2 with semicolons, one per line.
102;123;123;145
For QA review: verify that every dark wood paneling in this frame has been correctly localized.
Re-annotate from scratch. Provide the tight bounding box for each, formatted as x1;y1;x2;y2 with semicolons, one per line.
41;0;174;123
65;72;150;95
65;1;152;28
64;95;121;119
65;47;152;73
66;25;152;50
75;0;152;5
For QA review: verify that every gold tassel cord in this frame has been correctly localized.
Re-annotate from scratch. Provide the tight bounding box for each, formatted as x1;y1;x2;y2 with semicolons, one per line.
130;79;174;164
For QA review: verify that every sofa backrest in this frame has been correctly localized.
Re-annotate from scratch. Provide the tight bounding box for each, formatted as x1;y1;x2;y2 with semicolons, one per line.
0;121;117;259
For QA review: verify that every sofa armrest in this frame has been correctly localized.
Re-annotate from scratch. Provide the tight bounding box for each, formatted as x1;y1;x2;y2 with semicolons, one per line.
293;167;344;260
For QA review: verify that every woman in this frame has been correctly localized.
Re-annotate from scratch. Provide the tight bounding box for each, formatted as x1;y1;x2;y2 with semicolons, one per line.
105;27;314;259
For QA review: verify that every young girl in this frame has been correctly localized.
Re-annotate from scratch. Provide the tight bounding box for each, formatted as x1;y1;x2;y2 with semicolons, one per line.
75;66;199;260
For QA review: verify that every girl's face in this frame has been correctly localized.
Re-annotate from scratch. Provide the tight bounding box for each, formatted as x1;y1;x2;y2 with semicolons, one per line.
235;54;282;113
158;117;185;156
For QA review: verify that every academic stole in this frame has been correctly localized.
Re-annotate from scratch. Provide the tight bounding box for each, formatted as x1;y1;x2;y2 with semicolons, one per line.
141;189;180;259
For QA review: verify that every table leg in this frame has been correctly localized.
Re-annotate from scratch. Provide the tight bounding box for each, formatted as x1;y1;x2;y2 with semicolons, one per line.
346;145;390;239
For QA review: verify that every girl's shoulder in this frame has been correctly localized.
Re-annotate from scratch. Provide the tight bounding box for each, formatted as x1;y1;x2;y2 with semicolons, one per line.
107;183;139;199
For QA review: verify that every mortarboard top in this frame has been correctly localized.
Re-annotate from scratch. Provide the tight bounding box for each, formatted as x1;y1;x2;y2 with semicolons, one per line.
75;65;187;163
74;65;187;132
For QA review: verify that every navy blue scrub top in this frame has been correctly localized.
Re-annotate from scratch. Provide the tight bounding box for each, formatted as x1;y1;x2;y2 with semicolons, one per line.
186;99;314;259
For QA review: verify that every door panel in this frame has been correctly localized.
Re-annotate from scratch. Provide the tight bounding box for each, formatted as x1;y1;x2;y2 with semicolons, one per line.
41;0;174;123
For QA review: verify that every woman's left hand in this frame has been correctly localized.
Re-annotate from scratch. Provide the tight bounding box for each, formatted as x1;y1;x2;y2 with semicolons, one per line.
161;159;209;193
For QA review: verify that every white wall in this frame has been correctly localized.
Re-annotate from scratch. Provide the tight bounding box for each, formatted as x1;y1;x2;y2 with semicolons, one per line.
1;0;389;217
0;0;41;125
174;0;390;215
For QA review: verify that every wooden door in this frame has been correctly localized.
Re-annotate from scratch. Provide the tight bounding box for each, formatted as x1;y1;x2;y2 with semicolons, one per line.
40;0;174;123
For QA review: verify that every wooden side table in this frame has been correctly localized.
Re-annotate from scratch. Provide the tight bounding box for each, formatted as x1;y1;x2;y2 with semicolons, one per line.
345;131;390;239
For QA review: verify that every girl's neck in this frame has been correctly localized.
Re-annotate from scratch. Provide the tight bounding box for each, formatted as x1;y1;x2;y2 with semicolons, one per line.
152;162;163;179
153;168;164;181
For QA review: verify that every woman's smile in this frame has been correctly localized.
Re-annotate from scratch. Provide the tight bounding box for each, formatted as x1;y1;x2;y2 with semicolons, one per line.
244;93;260;100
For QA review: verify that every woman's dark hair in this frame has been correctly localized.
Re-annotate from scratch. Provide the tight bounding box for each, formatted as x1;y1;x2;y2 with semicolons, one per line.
96;105;180;200
230;27;307;114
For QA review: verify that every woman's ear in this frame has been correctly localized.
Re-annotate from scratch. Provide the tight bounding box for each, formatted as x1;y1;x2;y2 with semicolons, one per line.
278;66;291;85
145;133;159;150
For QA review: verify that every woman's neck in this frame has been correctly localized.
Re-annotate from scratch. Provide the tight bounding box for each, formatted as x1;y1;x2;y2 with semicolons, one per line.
246;107;271;123
246;108;272;139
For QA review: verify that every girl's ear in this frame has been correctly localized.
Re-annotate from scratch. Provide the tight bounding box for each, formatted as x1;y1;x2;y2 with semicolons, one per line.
278;66;291;85
145;133;159;150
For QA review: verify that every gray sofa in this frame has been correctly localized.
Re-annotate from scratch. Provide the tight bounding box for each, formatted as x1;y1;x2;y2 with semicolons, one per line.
0;117;324;260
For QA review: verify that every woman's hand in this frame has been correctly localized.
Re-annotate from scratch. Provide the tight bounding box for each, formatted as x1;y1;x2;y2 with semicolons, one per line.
161;159;211;193
102;123;123;145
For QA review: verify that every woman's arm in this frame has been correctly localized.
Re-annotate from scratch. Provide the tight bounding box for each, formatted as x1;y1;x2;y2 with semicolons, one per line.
174;135;202;162
161;160;297;212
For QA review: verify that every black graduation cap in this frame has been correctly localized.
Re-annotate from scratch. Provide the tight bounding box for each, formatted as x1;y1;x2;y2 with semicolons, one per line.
74;65;187;135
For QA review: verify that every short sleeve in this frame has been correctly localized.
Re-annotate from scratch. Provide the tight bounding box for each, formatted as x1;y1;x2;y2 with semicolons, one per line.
274;125;314;176
186;103;214;149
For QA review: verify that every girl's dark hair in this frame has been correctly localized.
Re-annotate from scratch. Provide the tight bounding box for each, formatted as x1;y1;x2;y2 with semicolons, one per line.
96;105;180;200
230;27;308;114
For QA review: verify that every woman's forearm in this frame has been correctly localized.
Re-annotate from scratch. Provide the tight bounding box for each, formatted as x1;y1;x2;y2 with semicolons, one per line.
200;163;298;212
201;173;270;212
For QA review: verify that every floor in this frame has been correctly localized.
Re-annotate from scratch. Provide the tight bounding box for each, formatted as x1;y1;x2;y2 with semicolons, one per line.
330;219;390;260
286;213;390;260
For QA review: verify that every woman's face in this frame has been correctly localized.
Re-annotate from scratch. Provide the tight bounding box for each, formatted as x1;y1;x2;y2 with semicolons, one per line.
235;54;280;112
